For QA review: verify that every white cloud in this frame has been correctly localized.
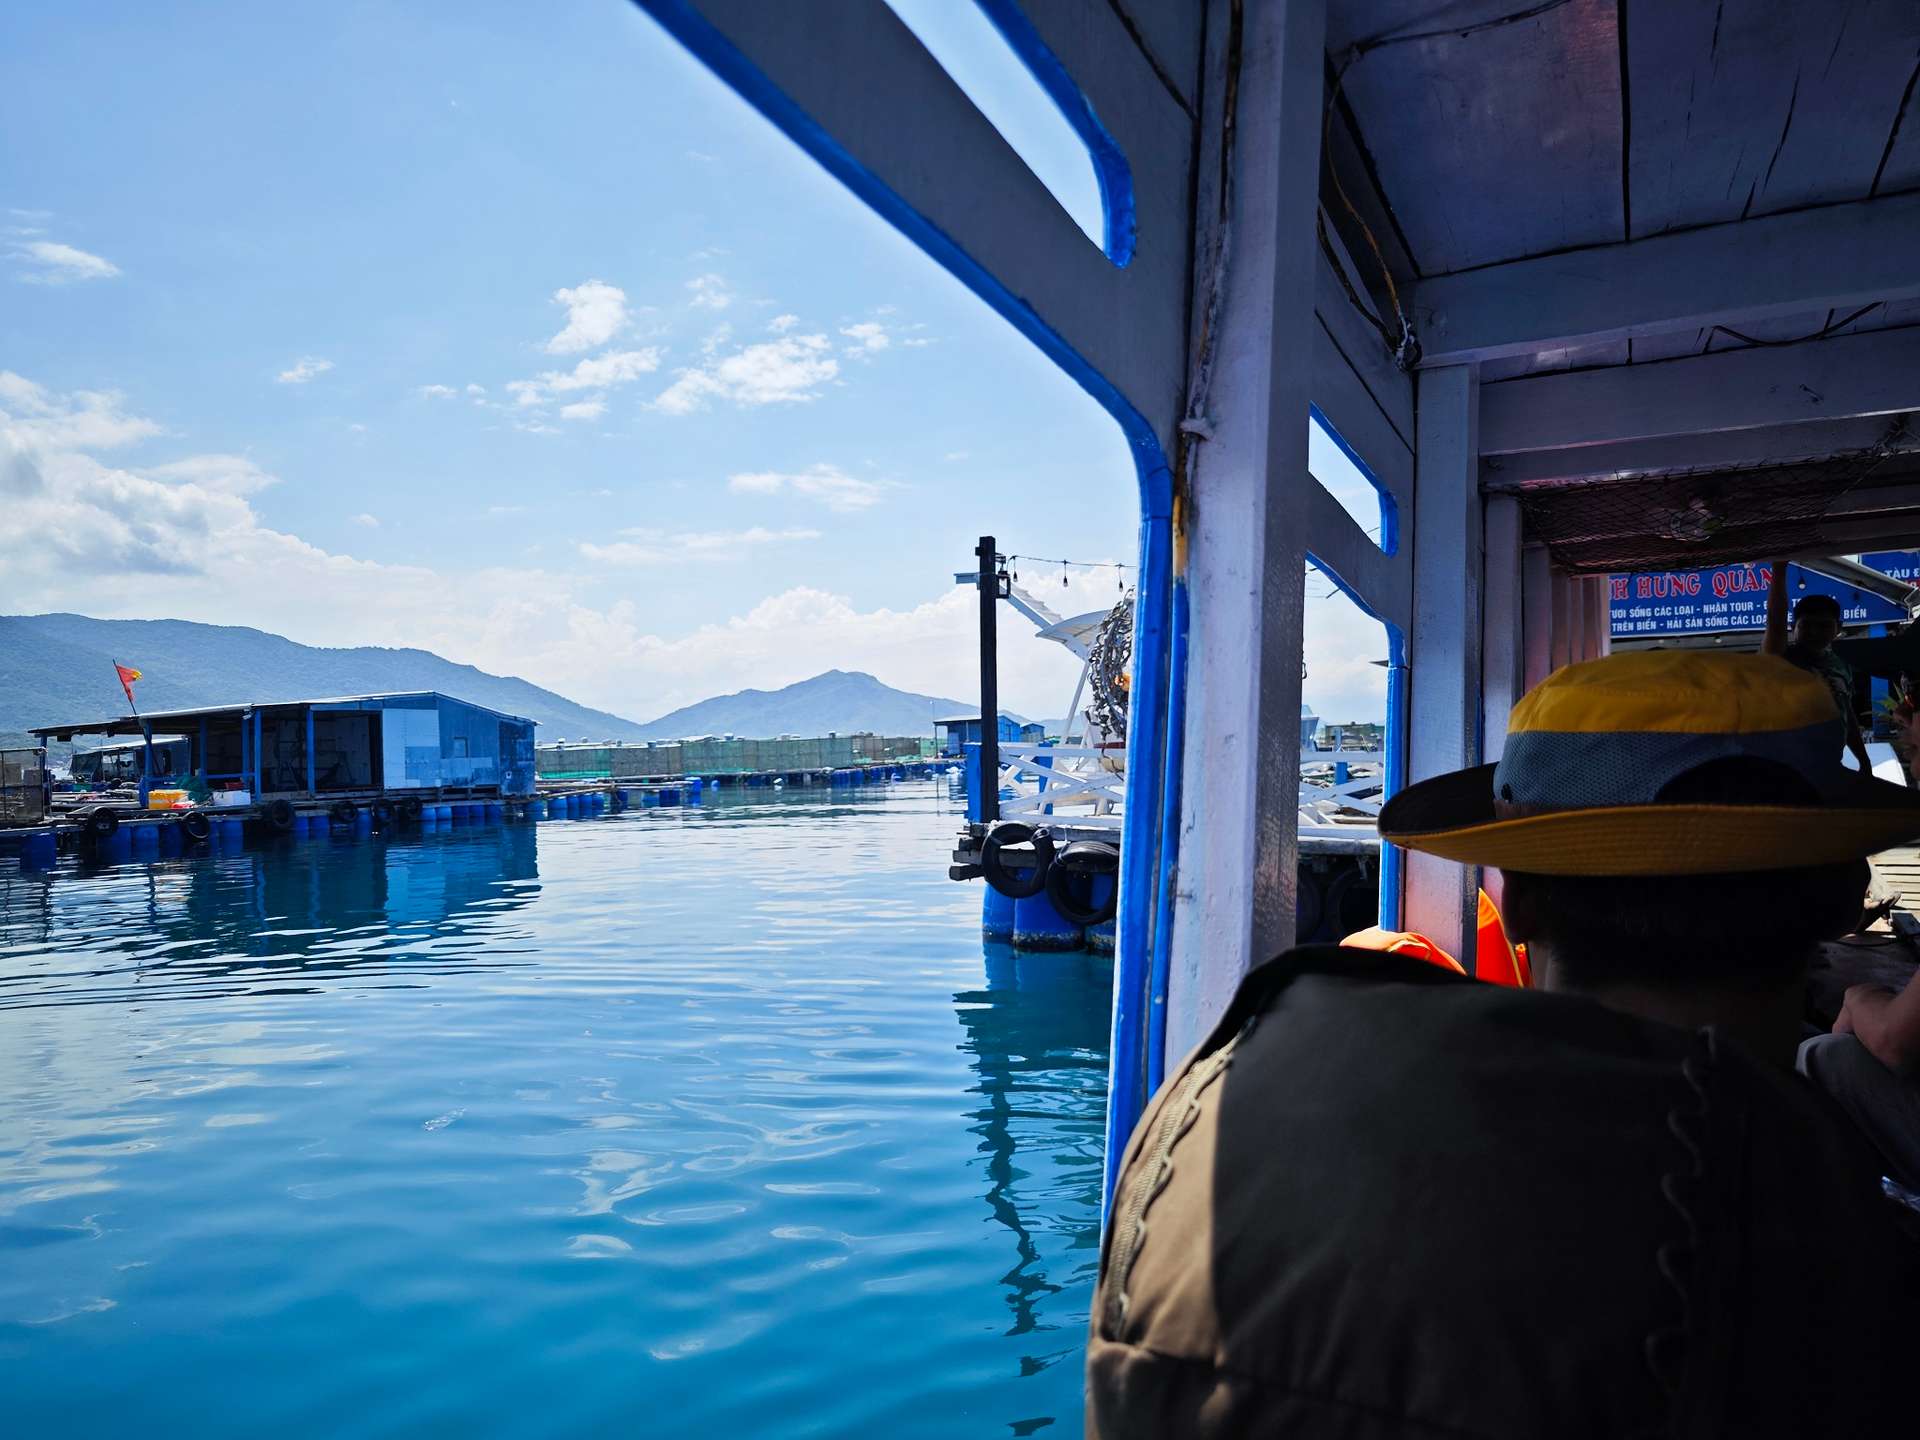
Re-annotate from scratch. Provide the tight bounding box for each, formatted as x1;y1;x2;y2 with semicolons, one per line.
1302;570;1390;724
417;384;458;399
840;321;890;353
579;525;821;566
727;463;884;513
767;313;799;334
700;323;732;355
465;383;486;396
0;371;164;450
543;279;629;354
654;334;838;414
507;348;662;410
943;451;969;462
0;370;1100;725
487;504;526;516
685;273;732;310
144;454;277;493
276;356;333;385
10;239;120;284
352;512;380;528
559;397;606;422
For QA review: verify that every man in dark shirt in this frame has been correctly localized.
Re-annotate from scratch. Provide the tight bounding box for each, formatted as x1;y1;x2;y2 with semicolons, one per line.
1765;559;1872;772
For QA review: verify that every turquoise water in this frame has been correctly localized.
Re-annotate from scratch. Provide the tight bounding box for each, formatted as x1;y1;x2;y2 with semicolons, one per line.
0;784;1110;1437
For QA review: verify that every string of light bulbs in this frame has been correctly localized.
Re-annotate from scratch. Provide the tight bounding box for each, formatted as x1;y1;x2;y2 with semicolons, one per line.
1001;554;1138;591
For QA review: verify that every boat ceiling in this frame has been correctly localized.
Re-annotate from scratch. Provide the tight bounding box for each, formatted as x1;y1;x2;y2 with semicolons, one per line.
1330;0;1918;275
1325;0;1920;571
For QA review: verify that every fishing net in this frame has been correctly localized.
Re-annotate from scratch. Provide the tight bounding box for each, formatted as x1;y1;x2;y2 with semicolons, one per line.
1511;421;1919;574
1086;591;1134;747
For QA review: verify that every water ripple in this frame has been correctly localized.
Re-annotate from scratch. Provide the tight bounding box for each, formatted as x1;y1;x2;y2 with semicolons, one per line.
0;786;1109;1436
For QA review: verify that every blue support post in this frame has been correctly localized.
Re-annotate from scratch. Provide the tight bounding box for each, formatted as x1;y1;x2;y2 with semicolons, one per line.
305;709;316;794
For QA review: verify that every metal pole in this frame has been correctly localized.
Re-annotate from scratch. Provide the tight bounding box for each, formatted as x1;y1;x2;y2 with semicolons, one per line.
977;535;1000;823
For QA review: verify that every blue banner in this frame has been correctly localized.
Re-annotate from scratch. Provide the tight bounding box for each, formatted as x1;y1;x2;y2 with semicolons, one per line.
1609;552;1918;639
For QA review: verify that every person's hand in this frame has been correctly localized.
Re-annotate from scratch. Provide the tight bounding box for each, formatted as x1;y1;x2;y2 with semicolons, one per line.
1837;982;1897;1048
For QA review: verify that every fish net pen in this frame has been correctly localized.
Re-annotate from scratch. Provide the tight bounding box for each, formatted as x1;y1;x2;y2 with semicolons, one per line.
1504;420;1920;574
1;748;50;827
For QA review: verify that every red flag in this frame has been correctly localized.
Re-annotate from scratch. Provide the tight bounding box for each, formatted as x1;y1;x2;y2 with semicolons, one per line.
115;662;142;709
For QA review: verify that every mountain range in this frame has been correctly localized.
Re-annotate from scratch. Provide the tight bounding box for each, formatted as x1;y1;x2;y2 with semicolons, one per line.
0;614;984;748
627;669;976;740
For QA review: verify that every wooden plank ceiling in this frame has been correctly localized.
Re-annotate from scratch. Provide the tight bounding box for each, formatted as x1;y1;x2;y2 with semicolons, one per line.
1328;0;1920;376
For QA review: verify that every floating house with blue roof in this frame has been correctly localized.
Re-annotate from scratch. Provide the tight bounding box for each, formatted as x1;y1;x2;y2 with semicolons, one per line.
33;692;538;800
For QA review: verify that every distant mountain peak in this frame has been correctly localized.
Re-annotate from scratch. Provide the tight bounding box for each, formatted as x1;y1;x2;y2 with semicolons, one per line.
634;669;980;740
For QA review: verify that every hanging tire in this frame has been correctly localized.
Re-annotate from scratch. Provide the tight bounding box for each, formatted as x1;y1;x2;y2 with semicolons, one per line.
1044;840;1121;926
86;806;120;838
329;800;357;826
373;799;396;826
1325;864;1378;940
980;822;1055;899
399;796;423;823
266;798;296;832
179;810;212;844
1295;863;1326;942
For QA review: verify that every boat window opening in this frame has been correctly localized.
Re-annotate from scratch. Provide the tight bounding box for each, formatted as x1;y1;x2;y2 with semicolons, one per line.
1299;558;1394;943
1310;405;1398;556
882;0;1128;261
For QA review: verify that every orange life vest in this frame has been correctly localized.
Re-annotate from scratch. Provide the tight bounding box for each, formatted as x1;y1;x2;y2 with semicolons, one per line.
1341;890;1531;988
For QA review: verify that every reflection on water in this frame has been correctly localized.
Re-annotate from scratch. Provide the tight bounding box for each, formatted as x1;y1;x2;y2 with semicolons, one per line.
0;788;1108;1437
0;826;541;1010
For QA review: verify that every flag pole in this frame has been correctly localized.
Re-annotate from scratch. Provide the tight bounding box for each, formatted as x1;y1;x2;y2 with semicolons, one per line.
116;659;153;807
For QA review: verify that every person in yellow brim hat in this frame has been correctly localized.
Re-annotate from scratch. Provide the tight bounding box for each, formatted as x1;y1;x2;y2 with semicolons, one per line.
1088;650;1917;1439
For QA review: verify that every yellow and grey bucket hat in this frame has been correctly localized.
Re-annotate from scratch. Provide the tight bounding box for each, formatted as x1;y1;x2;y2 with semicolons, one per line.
1378;650;1920;875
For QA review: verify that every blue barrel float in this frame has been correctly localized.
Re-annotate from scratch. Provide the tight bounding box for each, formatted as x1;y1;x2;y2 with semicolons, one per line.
982;884;1015;942
1013;891;1082;951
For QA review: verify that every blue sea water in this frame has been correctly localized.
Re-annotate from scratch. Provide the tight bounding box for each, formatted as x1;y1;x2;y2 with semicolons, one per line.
0;783;1110;1437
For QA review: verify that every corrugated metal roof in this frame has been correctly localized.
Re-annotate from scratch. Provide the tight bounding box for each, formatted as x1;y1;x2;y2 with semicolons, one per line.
30;691;536;739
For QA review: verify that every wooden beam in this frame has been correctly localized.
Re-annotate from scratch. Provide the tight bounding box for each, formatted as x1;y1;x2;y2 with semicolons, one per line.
1520;545;1554;691
1483;414;1918;487
1166;0;1325;1059
1403;366;1482;963
1481;496;1523;763
1481;326;1920;456
1414;192;1920;367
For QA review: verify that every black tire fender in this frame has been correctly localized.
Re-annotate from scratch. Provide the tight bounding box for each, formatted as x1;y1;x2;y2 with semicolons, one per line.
179;809;212;844
87;805;120;838
399;796;423;823
980;822;1055;900
1043;840;1120;925
265;798;296;832
329;800;357;826
1295;863;1326;942
1324;864;1379;941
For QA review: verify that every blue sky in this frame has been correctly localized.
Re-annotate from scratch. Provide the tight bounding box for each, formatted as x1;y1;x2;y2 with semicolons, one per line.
1;1;1387;724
